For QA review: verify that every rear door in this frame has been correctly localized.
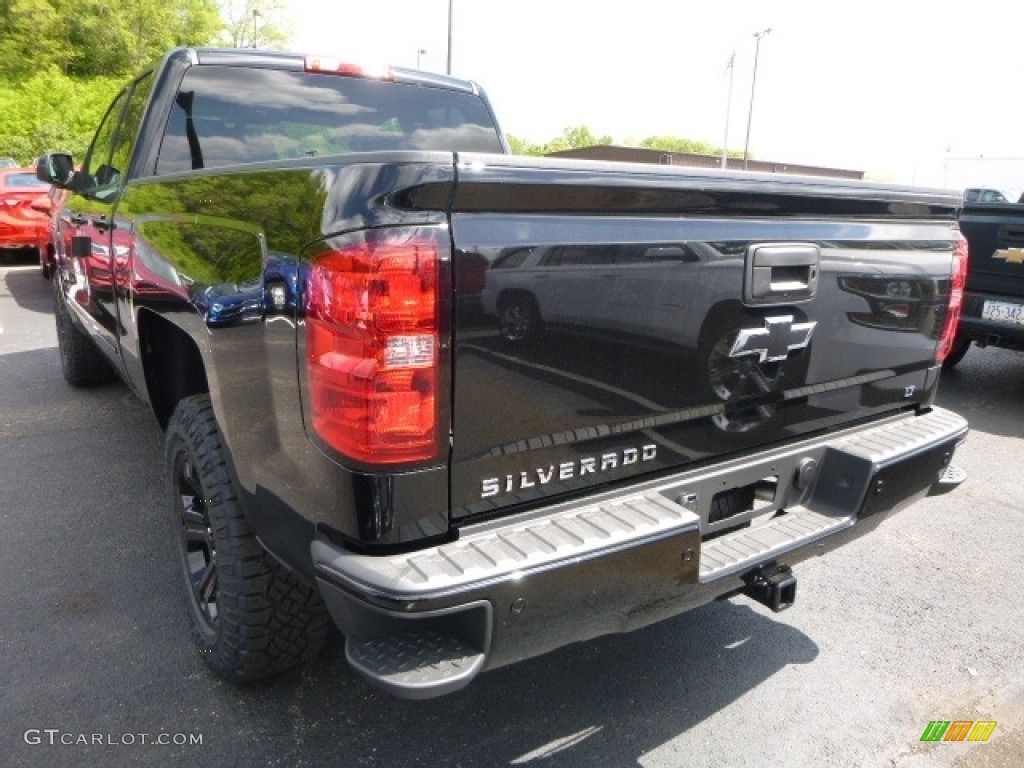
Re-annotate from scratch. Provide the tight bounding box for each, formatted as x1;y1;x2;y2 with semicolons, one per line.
58;85;134;362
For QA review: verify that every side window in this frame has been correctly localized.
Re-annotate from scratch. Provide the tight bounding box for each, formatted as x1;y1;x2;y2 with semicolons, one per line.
80;87;130;197
156;65;503;175
492;247;534;269
621;244;700;263
76;72;152;202
109;72;153;182
540;246;614;267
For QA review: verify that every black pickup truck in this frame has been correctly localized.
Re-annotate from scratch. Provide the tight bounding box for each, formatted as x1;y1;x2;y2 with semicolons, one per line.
39;47;968;699
946;201;1024;367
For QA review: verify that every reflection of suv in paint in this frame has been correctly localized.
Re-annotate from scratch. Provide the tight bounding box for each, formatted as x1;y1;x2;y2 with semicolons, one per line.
963;188;1008;204
481;242;710;343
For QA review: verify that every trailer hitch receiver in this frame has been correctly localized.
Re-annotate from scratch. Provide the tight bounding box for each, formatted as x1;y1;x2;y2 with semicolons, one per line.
742;563;797;612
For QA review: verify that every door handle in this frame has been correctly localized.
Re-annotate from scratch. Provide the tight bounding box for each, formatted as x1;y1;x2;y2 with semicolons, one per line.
745;243;820;303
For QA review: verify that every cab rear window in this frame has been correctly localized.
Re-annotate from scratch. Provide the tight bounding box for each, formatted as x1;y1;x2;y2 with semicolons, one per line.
156;66;502;174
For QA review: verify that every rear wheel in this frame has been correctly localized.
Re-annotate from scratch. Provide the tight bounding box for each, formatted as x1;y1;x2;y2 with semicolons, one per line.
166;395;328;682
40;246;52;279
498;293;543;343
53;287;115;387
941;337;971;370
698;313;782;434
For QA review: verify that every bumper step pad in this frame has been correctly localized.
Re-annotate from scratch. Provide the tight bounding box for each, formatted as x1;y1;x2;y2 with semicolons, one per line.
928;464;967;496
346;630;484;699
699;507;851;582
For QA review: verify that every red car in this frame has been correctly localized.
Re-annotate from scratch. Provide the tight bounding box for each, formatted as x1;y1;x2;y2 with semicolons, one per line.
0;167;52;273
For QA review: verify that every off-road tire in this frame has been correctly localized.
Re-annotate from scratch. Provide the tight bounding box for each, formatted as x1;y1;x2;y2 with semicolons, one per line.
165;394;328;682
941;337;971;370
54;287;116;387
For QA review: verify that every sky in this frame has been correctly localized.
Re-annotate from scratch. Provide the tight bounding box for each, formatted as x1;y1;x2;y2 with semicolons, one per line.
283;0;1024;189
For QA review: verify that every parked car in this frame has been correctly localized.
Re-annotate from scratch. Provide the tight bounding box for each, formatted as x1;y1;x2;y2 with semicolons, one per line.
38;186;66;278
0;157;19;168
0;167;52;266
963;187;1008;204
948;197;1024;366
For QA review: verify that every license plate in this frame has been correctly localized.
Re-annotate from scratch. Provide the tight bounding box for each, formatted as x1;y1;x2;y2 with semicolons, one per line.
981;300;1024;325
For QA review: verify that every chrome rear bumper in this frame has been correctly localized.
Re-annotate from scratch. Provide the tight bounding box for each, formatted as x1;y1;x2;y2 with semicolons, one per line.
313;406;967;698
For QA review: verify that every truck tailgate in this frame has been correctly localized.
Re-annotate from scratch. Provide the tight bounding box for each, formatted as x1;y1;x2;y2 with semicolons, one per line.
448;156;960;519
958;202;1024;317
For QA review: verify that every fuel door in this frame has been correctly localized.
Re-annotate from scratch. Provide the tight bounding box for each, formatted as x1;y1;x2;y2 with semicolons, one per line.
744;243;819;304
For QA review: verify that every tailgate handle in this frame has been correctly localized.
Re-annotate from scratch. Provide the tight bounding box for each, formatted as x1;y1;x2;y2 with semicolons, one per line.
998;226;1024;247
745;243;820;304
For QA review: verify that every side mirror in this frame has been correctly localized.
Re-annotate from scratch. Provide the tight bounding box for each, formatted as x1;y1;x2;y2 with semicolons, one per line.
36;153;75;187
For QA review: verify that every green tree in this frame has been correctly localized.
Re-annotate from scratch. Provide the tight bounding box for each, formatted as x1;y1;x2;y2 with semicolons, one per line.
506;126;739;159
505;134;534;155
0;0;223;78
0;0;63;77
505;126;614;157
62;0;223;76
638;135;743;158
0;0;226;162
0;68;121;162
218;0;289;50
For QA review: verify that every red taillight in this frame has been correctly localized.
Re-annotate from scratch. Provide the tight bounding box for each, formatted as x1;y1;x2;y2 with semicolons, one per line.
936;232;968;363
303;55;393;81
305;228;442;464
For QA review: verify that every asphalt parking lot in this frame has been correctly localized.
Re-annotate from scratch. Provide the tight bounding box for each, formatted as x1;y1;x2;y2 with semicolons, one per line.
2;258;1022;768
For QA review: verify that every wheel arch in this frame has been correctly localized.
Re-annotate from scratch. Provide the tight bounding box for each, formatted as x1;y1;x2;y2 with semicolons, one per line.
495;287;539;314
138;309;210;429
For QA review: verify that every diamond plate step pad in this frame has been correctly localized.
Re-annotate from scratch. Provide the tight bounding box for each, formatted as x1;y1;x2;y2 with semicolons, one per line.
346;630;484;695
928;464;967;496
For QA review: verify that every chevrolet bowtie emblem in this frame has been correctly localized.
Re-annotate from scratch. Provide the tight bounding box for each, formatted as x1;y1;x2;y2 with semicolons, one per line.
994;248;1024;264
728;315;817;363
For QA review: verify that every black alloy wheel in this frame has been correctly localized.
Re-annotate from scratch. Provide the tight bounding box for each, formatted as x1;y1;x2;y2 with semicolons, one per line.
165;394;329;682
498;294;542;343
173;453;219;636
703;328;780;434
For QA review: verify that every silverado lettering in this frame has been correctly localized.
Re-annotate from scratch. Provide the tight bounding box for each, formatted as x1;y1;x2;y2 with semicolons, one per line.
481;444;658;498
39;46;968;700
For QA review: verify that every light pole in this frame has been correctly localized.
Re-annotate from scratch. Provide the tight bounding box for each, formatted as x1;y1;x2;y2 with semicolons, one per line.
721;51;735;168
417;48;426;68
446;0;453;74
251;9;261;49
742;27;771;170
